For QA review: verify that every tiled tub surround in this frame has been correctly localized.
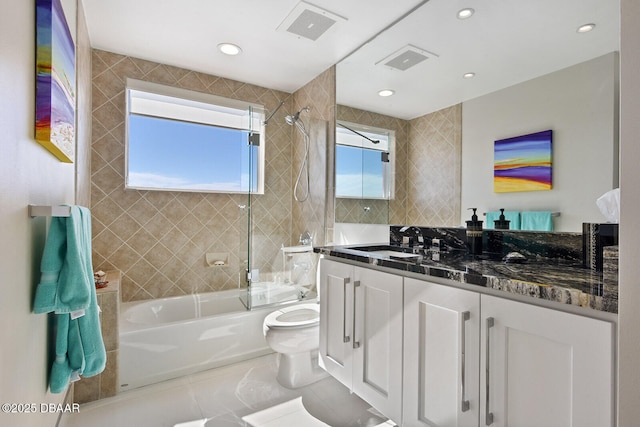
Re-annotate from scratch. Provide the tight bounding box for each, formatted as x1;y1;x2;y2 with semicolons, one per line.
315;226;618;314
74;271;121;403
90;49;335;303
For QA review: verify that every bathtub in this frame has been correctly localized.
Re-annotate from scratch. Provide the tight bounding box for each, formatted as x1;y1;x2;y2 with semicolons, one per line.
119;285;314;390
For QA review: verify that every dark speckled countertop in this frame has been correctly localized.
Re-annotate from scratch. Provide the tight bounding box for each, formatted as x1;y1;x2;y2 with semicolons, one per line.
315;244;618;314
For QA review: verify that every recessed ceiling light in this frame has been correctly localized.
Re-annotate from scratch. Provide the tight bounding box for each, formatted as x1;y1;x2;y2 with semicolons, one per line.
218;43;242;56
457;8;475;19
577;23;596;33
463;72;476;79
378;89;395;97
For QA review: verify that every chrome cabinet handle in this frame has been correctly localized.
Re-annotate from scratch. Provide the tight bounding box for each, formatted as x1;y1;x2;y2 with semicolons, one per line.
352;280;361;349
343;278;351;343
461;311;471;412
485;317;495;425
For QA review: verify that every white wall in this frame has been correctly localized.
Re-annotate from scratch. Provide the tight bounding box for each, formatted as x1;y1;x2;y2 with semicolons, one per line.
0;0;77;425
461;53;618;232
617;0;640;423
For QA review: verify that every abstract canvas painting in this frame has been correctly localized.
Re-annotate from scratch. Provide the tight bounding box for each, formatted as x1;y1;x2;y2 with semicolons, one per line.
494;130;552;193
35;0;76;163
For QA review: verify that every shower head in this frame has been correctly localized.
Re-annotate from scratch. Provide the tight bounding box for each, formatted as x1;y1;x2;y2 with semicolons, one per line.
285;113;298;126
285;106;310;126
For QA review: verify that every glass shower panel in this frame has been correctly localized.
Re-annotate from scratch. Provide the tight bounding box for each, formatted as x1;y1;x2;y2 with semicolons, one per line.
240;105;262;310
238;198;250;309
244;107;317;310
358;147;390;224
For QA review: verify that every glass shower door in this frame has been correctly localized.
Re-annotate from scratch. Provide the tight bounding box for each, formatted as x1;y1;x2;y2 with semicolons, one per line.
239;105;262;309
243;105;317;310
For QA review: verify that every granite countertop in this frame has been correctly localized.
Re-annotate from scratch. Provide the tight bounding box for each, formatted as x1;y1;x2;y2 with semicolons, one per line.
315;244;618;314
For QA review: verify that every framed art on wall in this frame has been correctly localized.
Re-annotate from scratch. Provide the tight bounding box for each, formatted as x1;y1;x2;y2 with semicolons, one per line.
494;129;552;193
35;0;76;163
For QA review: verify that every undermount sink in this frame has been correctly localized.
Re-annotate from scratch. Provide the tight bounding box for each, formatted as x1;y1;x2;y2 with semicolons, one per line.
340;244;470;264
343;245;421;260
367;250;421;259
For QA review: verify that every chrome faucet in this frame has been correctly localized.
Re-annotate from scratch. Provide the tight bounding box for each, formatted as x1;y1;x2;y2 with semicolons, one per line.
399;226;425;253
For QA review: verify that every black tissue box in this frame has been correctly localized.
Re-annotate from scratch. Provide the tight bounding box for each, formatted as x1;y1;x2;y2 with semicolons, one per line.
582;223;619;271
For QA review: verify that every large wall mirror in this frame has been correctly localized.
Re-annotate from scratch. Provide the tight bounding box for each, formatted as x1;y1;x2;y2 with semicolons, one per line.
335;0;620;232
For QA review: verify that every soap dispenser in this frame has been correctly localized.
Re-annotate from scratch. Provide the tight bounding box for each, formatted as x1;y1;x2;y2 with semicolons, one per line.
494;208;511;230
466;208;483;256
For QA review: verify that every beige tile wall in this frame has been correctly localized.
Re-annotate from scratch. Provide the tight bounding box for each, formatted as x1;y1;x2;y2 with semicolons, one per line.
292;66;336;247
335;199;389;224
407;104;462;226
91;49;297;302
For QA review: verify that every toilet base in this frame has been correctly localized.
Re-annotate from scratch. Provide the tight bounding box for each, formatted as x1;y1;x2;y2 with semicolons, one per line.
276;350;329;389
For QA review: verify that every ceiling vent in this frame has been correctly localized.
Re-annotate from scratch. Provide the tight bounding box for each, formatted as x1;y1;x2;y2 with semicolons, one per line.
277;1;347;41
376;44;438;71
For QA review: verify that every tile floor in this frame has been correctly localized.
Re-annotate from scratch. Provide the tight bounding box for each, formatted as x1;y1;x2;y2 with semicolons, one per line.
60;354;393;427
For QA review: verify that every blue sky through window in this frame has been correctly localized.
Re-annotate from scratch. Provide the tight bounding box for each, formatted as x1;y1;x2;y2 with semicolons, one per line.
336;145;385;198
128;114;257;192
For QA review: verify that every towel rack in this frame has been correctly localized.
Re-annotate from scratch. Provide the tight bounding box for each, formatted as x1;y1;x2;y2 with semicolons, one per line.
29;205;71;218
482;211;560;217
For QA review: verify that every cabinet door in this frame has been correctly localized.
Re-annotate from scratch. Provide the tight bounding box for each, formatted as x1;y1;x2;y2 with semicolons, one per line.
353;266;404;424
480;295;614;427
403;278;481;427
318;258;355;389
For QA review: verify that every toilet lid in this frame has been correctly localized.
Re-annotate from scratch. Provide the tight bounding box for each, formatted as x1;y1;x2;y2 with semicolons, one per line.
265;303;320;329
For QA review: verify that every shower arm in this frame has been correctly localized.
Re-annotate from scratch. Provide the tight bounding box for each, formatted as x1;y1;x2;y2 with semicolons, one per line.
263;100;285;125
337;122;380;144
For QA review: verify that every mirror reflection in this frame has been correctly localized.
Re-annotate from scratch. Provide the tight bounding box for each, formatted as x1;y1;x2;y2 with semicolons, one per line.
335;0;620;232
335;121;394;224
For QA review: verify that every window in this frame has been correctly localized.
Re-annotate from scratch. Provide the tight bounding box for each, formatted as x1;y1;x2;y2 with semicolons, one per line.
336;121;394;199
125;79;265;193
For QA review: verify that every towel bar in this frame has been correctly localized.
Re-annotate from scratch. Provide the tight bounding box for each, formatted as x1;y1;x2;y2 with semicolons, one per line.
29;205;71;218
483;211;560;217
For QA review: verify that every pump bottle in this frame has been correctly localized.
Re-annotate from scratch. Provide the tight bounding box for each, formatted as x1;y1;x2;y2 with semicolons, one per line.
466;208;483;255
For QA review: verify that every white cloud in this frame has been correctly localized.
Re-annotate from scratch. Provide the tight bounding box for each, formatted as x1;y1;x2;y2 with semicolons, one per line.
128;172;243;192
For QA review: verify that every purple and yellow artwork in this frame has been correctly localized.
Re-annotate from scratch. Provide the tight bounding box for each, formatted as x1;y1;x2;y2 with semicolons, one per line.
35;0;75;163
494;130;552;193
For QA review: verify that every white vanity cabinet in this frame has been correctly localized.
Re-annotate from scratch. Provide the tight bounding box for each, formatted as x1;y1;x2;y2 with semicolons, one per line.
403;281;615;427
318;258;403;424
480;294;614;427
321;258;615;427
403;278;481;427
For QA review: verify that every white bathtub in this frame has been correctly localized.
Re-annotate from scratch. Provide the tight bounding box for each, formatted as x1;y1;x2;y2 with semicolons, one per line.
119;285;313;390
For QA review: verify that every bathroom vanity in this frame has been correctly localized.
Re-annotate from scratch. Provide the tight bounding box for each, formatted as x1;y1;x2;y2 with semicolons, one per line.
317;237;616;427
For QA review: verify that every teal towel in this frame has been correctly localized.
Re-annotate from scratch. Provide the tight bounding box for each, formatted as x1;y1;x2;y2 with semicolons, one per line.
485;211;521;230
49;301;106;393
76;287;106;377
32;205;106;393
521;211;553;231
49;314;84;394
34;206;94;314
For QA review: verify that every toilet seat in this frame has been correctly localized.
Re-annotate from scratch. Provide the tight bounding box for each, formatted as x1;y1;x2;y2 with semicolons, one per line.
264;303;319;329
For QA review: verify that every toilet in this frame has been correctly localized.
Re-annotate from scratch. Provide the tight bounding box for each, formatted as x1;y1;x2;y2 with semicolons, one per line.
263;302;328;388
